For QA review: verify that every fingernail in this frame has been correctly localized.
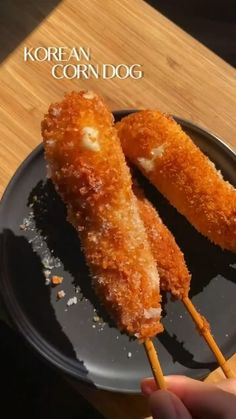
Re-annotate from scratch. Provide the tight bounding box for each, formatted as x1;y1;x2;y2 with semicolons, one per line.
141;378;156;396
142;384;154;396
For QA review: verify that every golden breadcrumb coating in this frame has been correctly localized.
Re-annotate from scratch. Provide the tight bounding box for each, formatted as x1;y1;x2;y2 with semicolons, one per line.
42;91;163;340
134;185;191;299
117;111;236;251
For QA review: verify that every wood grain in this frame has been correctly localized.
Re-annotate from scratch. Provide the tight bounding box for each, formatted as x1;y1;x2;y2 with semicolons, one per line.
0;1;236;418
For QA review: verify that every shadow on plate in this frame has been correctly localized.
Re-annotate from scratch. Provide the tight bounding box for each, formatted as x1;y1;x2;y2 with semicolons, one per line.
0;228;89;380
157;327;217;370
156;292;218;371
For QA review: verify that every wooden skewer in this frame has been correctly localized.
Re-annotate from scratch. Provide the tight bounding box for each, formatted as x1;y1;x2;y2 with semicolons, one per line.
144;338;166;389
182;296;235;379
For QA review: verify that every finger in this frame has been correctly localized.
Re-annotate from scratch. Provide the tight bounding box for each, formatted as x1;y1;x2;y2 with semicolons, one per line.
149;390;192;419
142;376;236;417
141;375;200;395
142;375;236;397
141;376;200;395
141;377;158;395
164;375;236;418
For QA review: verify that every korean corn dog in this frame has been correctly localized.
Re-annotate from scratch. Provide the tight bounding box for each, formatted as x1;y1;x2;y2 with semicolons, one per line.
135;185;191;299
117;111;236;251
42;91;163;340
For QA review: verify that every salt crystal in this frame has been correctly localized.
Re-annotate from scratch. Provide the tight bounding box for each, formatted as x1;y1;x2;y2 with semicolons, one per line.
67;296;78;306
45;277;51;286
44;269;51;278
93;315;100;322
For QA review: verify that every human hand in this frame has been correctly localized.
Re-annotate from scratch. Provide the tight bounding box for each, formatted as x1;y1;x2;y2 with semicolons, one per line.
141;375;236;419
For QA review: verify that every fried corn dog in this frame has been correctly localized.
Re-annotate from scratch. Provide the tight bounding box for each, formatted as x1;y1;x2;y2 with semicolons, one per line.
134;186;191;299
117;111;236;251
42;91;163;340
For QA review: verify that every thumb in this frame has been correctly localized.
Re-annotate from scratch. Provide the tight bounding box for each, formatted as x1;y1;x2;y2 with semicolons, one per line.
149;390;192;419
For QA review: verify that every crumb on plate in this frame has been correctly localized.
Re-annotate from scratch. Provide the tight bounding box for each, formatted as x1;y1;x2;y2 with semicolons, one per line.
67;296;78;306
57;290;66;300
51;275;63;285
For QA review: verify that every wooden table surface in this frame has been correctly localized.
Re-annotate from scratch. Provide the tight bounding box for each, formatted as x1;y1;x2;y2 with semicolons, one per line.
0;1;236;418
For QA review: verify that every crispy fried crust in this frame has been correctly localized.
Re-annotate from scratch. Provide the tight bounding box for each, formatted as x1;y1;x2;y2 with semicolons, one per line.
117;111;236;251
42;92;163;340
134;185;191;299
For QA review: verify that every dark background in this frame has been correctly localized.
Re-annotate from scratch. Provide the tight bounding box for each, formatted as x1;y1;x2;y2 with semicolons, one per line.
146;0;236;67
0;1;236;418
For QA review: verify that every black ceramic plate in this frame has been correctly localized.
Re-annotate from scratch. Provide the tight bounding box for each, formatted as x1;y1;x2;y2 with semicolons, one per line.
0;111;236;393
